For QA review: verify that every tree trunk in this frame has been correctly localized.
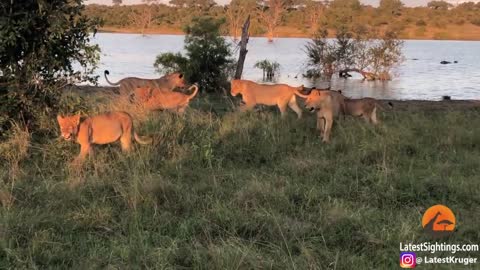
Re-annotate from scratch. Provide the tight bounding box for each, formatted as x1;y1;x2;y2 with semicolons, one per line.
267;28;274;43
337;68;392;81
234;15;251;80
233;27;239;41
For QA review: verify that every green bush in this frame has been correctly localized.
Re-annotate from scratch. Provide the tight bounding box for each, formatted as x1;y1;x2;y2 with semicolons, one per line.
0;0;100;134
154;17;234;93
254;60;280;81
304;26;403;80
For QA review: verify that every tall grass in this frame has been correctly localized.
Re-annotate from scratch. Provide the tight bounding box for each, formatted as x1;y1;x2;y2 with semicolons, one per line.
1;93;479;269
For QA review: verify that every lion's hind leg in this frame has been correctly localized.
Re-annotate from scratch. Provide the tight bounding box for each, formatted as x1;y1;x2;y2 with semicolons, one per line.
120;119;134;152
323;116;333;143
371;106;379;125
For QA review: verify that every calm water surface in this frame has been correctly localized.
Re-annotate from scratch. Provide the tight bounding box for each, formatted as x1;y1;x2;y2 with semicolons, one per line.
92;33;480;100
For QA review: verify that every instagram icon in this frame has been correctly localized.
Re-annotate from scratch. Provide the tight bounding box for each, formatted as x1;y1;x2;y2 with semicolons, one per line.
400;252;417;268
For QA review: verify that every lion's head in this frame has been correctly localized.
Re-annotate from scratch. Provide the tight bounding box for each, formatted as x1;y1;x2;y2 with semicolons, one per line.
164;72;186;88
57;115;80;141
303;90;329;112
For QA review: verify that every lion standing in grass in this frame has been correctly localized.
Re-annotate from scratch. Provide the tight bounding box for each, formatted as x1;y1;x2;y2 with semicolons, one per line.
295;89;346;142
230;79;304;119
344;98;382;125
57;112;152;165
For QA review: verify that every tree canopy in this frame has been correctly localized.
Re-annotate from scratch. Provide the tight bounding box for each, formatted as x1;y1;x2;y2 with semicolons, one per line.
0;0;100;132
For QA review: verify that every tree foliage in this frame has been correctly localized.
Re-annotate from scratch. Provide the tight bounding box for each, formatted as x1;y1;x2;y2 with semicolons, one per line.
258;0;286;42
326;0;362;29
84;1;480;40
225;0;257;40
427;1;451;10
254;59;280;81
0;0;100;132
154;17;234;93
379;0;404;16
305;26;404;81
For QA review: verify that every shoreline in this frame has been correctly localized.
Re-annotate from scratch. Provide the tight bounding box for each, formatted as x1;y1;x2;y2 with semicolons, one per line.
97;26;480;41
73;85;480;111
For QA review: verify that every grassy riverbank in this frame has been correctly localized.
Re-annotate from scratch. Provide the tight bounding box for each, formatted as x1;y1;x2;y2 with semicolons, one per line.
1;87;479;269
98;24;480;41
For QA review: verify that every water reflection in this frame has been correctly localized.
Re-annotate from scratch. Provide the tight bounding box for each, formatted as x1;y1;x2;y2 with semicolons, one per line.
92;34;480;100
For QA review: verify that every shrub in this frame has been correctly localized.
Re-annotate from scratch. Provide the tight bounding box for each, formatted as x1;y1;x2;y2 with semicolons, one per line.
433;31;450;40
0;0;100;133
471;18;480;27
154;17;234;93
254;60;280;81
415;26;427;37
416;19;427;26
304;26;403;81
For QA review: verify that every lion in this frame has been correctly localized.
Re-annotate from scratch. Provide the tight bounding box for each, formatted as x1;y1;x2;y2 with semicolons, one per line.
345;97;394;124
344;98;381;124
230;79;304;118
294;89;346;143
57;111;152;164
135;84;199;114
104;70;186;96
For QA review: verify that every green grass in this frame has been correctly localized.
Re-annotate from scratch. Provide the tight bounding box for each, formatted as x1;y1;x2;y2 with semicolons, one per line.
1;94;479;269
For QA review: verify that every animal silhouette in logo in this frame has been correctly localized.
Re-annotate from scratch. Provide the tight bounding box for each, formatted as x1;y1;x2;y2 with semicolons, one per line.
422;205;455;237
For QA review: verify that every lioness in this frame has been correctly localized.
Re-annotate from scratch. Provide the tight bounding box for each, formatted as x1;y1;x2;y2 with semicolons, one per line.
104;70;186;96
57;112;152;164
136;84;199;114
231;79;304;118
295;89;346;143
344;98;381;125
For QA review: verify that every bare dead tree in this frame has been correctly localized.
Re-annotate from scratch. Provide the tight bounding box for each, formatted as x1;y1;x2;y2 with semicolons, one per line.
130;0;158;36
235;16;251;79
258;0;285;42
305;0;324;34
226;0;254;40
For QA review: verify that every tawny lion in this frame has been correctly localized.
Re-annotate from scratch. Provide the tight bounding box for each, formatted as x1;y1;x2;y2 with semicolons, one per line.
231;79;304;119
135;84;199;114
344;98;385;125
104;70;186;96
57;111;152;164
295;89;346;143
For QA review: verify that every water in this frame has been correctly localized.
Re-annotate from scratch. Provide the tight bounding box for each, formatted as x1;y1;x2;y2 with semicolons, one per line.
92;33;480;100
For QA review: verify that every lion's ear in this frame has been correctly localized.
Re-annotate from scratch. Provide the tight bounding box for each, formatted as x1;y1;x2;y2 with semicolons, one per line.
73;114;81;125
179;73;184;79
57;115;63;123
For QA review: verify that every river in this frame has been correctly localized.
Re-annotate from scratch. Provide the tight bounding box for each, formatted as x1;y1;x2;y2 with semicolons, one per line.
92;33;480;100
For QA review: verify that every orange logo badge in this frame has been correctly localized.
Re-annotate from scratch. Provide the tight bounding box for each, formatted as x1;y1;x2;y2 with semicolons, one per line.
422;205;455;237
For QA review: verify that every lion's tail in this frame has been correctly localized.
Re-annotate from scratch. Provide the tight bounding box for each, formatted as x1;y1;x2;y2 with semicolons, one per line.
294;87;309;98
134;132;153;145
187;84;199;100
104;70;122;86
376;101;394;111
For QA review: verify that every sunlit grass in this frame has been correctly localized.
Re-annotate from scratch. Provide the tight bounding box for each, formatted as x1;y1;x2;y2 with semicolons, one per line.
1;93;479;269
